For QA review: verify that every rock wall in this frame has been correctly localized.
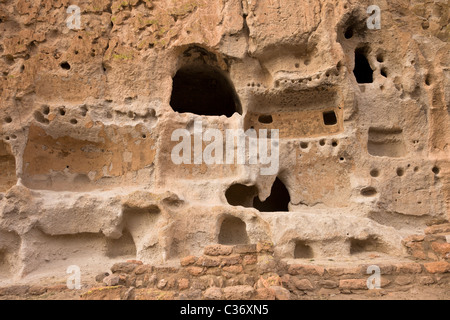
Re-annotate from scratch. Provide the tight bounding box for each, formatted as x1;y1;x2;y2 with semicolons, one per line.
0;0;449;284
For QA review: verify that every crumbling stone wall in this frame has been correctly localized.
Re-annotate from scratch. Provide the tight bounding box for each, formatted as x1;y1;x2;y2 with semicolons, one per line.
0;0;448;288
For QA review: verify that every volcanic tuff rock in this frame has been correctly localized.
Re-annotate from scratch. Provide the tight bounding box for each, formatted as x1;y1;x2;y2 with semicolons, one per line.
0;0;448;287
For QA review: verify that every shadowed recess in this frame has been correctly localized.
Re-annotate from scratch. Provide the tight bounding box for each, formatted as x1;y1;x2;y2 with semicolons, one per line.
354;47;373;83
253;177;290;212
218;216;249;245
170;64;241;117
294;241;314;259
225;184;258;207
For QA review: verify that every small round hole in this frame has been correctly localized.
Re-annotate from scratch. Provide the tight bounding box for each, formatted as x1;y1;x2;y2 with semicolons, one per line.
319;139;326;146
60;62;71;70
300;142;309;149
396;168;405;176
332;140;338;147
432;166;440;175
4;116;12;123
376;53;384;63
70;119;78;125
258;115;273;124
370;169;379;177
59;107;66;116
344;27;353;39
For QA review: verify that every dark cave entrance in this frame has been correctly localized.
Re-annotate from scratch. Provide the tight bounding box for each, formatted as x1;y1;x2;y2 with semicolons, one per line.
170;64;241;117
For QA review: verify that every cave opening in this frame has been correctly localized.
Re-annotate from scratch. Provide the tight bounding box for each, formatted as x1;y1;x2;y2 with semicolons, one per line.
253;177;290;212
170;64;241;117
353;47;373;83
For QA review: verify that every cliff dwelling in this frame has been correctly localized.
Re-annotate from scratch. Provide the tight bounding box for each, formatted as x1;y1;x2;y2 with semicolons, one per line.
0;0;448;300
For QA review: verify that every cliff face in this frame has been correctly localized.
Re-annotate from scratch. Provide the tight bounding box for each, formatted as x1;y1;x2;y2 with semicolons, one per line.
0;0;448;281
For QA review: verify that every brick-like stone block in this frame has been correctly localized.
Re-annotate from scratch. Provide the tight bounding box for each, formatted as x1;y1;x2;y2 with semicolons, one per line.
402;235;425;244
203;287;222;300
180;255;198;267
203;244;233;256
431;242;450;257
222;265;243;274
288;264;325;276
103;274;120;286
395;263;423;274
233;244;257;254
423;261;450;274
320;280;338;289
196;256;221;267
339;279;367;290
293;278;314;291
243;254;257;265
257;254;278;274
418;276;435;285
186;266;205;276
360;264;395;275
254;288;276;300
177;278;189;291
111;262;140;274
153;266;179;274
424;223;450;235
412;249;427;260
220;255;242;266
222;285;255;300
326;266;361;276
257;242;274;253
134;265;153;275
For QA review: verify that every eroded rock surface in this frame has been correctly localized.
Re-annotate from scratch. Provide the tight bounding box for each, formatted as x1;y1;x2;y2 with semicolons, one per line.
0;0;448;288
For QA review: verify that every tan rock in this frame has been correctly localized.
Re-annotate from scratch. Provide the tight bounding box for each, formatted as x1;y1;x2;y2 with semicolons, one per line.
204;245;233;256
0;0;448;298
222;285;255;300
203;287;222;300
423;261;450;274
270;286;291;300
339;279;368;290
